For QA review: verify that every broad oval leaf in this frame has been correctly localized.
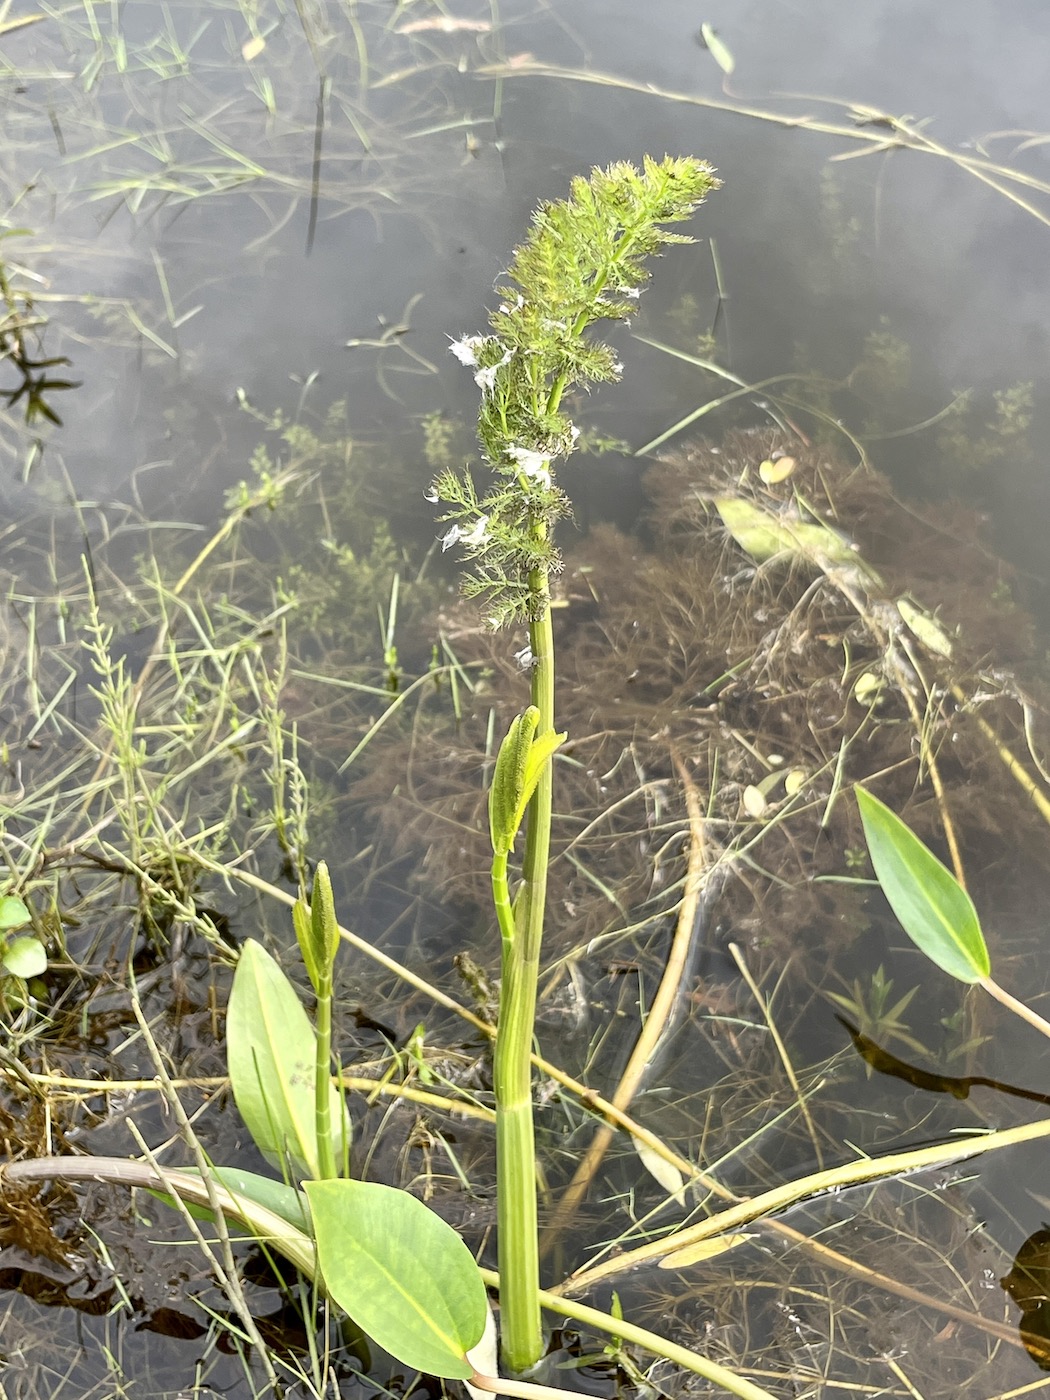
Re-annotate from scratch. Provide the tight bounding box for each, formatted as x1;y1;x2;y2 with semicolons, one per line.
0;895;30;932
2;935;46;978
227;939;349;1180
634;1140;685;1203
304;1178;487;1379
855;787;990;983
759;455;795;484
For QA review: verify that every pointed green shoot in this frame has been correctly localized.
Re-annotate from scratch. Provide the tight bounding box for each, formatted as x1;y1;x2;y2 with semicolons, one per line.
855;786;990;983
489;706;565;855
294;859;340;995
304;1178;487;1379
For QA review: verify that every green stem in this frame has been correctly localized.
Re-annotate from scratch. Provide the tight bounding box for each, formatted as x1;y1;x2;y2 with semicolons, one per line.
315;966;337;1180
495;553;555;1373
475;1267;777;1400
491;849;516;949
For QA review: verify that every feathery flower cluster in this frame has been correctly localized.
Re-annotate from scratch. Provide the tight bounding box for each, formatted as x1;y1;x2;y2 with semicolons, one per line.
427;156;720;627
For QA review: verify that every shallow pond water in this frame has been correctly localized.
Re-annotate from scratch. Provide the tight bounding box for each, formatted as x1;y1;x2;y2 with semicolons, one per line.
3;3;1050;1398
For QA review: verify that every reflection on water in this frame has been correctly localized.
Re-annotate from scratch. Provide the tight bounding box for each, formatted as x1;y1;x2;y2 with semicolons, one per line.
3;1;1050;1396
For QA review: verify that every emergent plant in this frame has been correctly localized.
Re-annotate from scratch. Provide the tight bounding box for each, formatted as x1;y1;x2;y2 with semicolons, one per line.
430;154;719;1372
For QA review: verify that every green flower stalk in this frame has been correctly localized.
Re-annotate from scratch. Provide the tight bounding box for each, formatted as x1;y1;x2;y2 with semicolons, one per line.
431;156;719;1373
292;860;343;1181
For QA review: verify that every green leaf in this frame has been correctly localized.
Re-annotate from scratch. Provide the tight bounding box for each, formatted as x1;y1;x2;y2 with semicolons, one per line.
715;497;859;567
292;897;319;990
0;895;31;932
150;1166;309;1232
310;861;341;970
700;22;735;75
304;1179;487;1379
489;707;539;853
489;708;566;856
855;787;990;983
896;597;955;659
2;935;46;978
227;939;348;1180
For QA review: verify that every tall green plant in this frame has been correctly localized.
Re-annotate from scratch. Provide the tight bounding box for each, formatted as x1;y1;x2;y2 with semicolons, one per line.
225;861;489;1378
431;155;719;1371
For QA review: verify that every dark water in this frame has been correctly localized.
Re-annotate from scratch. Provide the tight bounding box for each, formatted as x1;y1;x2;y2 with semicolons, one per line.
3;2;1050;1396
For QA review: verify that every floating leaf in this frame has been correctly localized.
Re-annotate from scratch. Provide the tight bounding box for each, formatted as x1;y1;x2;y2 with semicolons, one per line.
855;787;989;983
305;1178;487;1379
0;895;30;932
699;22;735;75
227;939;349;1180
2;935;46;978
758;455;795;484
659;1233;757;1269
634;1141;686;1203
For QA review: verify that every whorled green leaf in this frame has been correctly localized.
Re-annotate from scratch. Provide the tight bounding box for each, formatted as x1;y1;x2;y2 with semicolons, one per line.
304;1178;487;1379
855;786;990;983
227;939;348;1180
0;895;31;932
2;935;46;978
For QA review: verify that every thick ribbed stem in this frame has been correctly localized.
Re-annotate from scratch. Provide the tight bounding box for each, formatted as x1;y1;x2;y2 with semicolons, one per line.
494;551;554;1373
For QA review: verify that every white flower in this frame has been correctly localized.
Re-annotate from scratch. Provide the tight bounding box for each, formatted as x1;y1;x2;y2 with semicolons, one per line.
424;485;439;503
474;345;514;394
570;424;580;441
611;361;624;375
461;514;490;548
507;444;551;486
514;645;534;670
440;525;462;552
622;286;641;300
448;335;484;367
